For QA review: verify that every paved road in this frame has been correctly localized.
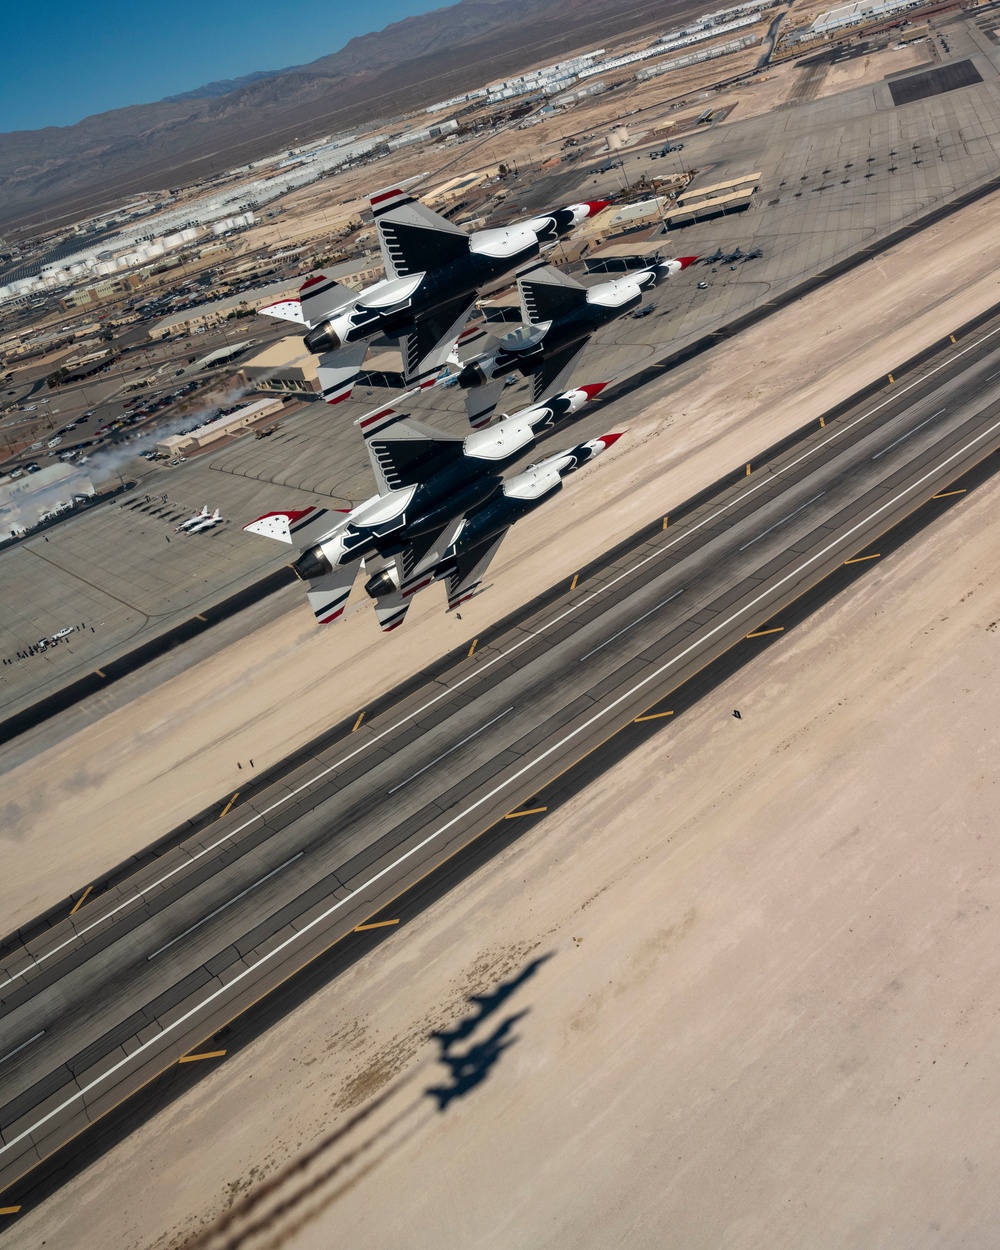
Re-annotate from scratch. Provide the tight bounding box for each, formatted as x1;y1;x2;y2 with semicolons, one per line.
3;319;1000;1196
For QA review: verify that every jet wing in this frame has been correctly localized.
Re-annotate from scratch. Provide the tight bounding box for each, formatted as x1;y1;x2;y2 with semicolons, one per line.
518;262;588;325
370;184;469;280
357;401;464;495
402;295;479;384
529;341;589;405
446;532;508;611
316;342;372;405
258;298;305;325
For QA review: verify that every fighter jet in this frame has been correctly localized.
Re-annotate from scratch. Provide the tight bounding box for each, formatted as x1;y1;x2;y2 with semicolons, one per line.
175;506;210;533
364;432;622;630
741;246;763;261
259;184;610;406
243;384;607;628
699;247;726;265
719;247;744;264
455;255;697;426
185;508;223;534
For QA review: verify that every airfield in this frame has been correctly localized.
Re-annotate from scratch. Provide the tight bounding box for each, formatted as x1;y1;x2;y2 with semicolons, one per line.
4;6;1000;1246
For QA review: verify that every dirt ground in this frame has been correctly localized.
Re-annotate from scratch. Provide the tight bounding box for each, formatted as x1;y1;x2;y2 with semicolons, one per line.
9;331;1000;1250
3;186;1000;933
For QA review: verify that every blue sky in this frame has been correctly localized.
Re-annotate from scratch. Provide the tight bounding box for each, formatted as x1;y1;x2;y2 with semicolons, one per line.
0;0;449;133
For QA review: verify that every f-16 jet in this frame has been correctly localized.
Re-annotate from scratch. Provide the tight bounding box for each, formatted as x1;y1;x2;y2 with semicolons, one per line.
699;248;725;265
175;506;210;532
364;432;621;630
184;507;223;534
258;185;609;406
243;383;608;628
455;255;696;425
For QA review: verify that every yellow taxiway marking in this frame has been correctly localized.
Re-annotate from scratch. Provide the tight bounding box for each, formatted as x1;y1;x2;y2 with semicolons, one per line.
747;626;784;638
351;711;365;733
178;1050;227;1064
819;416;826;427
844;553;880;564
661;516;669;531
888;373;895;384
467;638;478;658
354;919;400;932
0;1207;22;1216
219;792;239;818
570;572;579;590
745;463;752;476
69;885;93;916
635;710;675;722
94;669;106;678
933;488;966;499
195;614;207;622
950;334;957;343
505;806;548;819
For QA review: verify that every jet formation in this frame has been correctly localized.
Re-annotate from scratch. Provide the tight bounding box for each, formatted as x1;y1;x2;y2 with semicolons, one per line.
248;180;701;628
244;385;616;630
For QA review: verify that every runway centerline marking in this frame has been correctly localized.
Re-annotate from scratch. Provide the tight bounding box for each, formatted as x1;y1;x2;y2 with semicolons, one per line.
871;409;945;459
5;413;998;1165
579;589;684;661
6;324;1000;992
738;492;826;551
387;707;514;795
0;1032;44;1069
146;853;304;961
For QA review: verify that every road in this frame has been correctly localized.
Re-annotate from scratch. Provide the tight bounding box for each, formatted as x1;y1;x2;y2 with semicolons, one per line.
3;319;1000;1197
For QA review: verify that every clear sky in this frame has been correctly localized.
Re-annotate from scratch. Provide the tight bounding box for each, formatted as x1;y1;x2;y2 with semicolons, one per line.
0;0;450;134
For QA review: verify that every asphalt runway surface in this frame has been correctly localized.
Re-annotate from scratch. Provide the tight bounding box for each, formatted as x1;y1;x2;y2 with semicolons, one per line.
4;310;1000;1204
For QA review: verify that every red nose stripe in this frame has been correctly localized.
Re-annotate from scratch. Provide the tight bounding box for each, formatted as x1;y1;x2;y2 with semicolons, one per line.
578;382;609;399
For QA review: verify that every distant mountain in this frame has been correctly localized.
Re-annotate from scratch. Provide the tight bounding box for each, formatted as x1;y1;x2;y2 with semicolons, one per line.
0;0;698;230
162;70;290;102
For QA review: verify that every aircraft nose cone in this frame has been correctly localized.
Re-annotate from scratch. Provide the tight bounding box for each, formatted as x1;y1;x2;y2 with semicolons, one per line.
596;431;624;449
578;382;609;399
676;256;699;270
585;200;611;217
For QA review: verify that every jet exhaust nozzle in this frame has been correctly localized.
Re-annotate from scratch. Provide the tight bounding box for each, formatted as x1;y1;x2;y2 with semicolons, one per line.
364;569;398;599
457;361;489;389
304;320;342;355
292;545;333;582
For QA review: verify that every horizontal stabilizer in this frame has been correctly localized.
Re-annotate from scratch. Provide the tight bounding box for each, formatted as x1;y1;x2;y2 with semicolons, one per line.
446;532;507;611
243;504;344;545
518;263;587;325
258;298;304;325
530;341;588;406
403;296;478;384
465;377;507;429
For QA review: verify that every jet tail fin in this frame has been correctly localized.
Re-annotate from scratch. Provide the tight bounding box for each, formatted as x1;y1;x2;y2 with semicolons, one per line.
370;184;469;280
299;273;356;326
316;343;371;405
518;263;587;325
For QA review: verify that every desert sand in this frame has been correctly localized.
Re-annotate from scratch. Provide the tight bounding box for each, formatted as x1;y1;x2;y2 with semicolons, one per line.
7;329;1000;1250
2;187;999;933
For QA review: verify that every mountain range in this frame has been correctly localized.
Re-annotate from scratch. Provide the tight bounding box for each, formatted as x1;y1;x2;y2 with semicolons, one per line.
0;0;694;231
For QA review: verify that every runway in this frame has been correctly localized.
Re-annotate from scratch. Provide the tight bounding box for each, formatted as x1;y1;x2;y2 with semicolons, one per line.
4;316;1000;1199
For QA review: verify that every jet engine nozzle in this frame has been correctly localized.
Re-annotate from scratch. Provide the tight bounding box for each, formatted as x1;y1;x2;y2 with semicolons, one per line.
364;569;399;599
292;545;333;582
304;320;342;355
457;361;490;389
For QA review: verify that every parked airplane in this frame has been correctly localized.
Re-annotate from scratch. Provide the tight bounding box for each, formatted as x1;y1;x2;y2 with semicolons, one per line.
699;248;725;265
175;506;210;532
243;383;607;627
364;433;622;630
259;184;609;406
741;246;763;261
455;255;697;425
719;247;744;264
185;508;223;534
